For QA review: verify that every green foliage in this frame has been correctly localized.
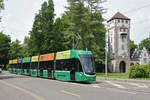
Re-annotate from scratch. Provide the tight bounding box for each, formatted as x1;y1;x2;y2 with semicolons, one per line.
52;18;70;51
139;35;150;53
64;0;106;65
21;37;31;57
0;32;11;69
130;40;137;57
129;64;150;78
26;0;106;72
8;39;23;59
0;0;4;22
6;64;10;70
28;0;55;55
0;0;4;10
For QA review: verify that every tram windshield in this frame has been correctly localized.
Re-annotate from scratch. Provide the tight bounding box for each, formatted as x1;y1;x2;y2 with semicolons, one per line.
79;54;95;75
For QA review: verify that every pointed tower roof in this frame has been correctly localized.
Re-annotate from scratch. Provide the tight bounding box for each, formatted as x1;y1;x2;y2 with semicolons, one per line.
107;12;130;22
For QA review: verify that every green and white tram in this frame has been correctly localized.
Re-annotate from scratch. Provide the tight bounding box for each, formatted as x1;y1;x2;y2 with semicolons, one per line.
16;59;22;75
8;60;13;73
54;50;96;82
22;57;31;75
9;50;96;82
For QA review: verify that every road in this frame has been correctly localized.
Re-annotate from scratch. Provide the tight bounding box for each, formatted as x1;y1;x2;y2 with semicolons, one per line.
0;71;150;100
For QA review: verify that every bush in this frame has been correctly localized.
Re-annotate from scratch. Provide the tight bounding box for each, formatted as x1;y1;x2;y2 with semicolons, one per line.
129;64;150;78
6;64;10;71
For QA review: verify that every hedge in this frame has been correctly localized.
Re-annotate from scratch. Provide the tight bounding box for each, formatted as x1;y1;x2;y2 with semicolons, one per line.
129;63;150;78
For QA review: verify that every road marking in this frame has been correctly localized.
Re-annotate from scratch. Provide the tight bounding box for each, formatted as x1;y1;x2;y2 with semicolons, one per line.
116;90;136;94
92;84;101;88
128;82;148;88
105;81;126;89
107;88;136;94
69;82;89;87
61;90;80;97
0;80;45;100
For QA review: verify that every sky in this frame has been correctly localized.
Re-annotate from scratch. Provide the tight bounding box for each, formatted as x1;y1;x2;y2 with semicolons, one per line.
0;0;150;44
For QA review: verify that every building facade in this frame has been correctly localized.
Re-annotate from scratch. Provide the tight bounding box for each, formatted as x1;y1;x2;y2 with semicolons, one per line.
107;12;130;73
131;47;150;65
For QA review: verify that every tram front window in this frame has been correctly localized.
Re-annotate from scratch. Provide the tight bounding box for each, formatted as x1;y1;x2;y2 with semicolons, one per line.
79;55;95;75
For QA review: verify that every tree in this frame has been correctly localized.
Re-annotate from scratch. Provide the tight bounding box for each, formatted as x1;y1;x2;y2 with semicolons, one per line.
0;0;4;12
0;0;4;22
51;18;69;51
0;32;11;69
21;36;31;57
8;39;22;59
64;0;106;65
139;35;150;53
130;40;137;57
28;0;55;55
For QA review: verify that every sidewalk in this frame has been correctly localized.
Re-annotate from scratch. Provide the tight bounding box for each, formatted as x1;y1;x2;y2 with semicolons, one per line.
96;77;150;83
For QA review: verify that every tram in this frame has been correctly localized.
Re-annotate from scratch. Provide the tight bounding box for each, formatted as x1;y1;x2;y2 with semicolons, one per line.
17;59;22;75
8;60;13;73
22;57;31;75
8;50;96;82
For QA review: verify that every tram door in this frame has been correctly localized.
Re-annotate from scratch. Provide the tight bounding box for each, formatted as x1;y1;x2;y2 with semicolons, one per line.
70;59;78;81
39;62;44;77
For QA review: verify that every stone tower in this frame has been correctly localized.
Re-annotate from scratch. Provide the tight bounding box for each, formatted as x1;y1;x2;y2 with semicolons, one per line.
107;12;130;73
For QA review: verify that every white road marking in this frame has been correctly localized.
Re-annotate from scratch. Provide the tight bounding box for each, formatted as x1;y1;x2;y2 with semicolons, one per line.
92;84;101;88
107;88;136;94
69;82;88;87
128;82;148;88
105;81;126;89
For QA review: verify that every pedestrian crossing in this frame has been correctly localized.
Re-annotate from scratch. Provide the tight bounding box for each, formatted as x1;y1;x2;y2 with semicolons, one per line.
89;80;150;93
105;81;126;89
63;80;150;91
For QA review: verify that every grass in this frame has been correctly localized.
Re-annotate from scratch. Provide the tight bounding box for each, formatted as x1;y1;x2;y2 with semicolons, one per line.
96;73;129;79
96;73;150;80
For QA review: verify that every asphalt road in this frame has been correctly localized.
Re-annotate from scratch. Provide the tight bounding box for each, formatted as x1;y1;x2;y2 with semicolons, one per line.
0;71;150;100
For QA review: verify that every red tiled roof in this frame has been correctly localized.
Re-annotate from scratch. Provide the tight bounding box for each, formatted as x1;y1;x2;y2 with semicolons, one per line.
107;12;130;22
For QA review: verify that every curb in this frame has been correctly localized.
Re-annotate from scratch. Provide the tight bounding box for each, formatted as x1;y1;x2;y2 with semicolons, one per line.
96;77;150;83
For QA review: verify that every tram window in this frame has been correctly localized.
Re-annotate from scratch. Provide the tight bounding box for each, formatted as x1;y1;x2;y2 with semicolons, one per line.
18;63;21;68
78;62;83;72
31;62;37;69
56;59;82;72
39;62;44;69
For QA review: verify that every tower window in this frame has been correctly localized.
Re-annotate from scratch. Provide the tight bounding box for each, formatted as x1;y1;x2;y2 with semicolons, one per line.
120;28;128;32
122;45;124;50
123;29;126;32
122;20;124;23
118;19;120;23
121;35;126;42
126;20;128;24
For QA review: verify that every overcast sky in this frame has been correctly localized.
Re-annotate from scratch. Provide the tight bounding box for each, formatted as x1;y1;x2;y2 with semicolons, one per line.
0;0;150;44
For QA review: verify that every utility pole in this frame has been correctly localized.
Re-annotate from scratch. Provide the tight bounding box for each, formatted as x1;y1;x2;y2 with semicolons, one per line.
105;24;108;76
